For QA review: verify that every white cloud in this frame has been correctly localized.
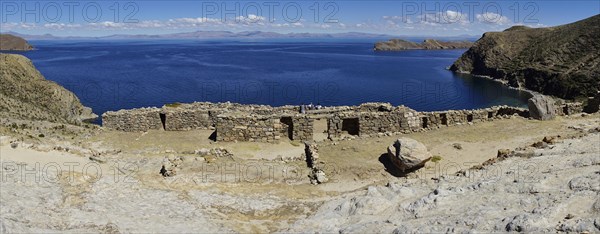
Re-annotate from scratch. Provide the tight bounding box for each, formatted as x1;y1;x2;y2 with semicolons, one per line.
0;11;540;36
476;12;512;25
172;17;222;24
420;10;469;25
235;14;266;24
0;22;37;30
43;23;82;30
16;14;303;31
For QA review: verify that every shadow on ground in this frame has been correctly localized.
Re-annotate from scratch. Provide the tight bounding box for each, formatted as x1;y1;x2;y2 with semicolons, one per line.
378;153;421;177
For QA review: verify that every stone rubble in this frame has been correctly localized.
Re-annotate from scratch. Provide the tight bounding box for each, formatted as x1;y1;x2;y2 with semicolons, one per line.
160;155;183;177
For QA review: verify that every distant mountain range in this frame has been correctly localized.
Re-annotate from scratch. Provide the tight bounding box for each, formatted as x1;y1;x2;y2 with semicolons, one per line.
3;31;479;41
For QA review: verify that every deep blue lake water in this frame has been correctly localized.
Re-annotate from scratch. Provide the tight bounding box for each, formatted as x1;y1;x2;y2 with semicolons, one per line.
20;40;531;117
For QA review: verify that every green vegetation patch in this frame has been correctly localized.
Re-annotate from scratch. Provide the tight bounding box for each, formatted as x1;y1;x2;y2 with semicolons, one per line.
431;155;443;163
165;102;182;108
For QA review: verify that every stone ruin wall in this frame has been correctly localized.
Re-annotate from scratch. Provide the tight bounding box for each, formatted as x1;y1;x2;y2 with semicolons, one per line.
163;108;212;131
419;106;530;129
101;102;298;132
212;115;315;143
326;106;421;139
559;102;584;116
290;117;314;141
215;115;282;143
102;99;591;143
102;108;163;132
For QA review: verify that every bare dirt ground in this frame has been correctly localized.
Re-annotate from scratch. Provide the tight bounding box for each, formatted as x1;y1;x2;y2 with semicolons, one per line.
1;113;598;233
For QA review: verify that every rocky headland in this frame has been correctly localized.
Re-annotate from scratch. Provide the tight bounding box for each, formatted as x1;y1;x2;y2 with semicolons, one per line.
450;14;600;99
0;53;97;124
0;34;33;51
374;39;473;51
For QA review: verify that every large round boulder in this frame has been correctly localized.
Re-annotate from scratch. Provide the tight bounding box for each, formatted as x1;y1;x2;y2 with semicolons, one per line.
386;138;432;172
528;95;557;120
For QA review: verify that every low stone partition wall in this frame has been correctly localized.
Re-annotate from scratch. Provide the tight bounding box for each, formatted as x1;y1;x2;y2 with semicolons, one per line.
102;108;163;132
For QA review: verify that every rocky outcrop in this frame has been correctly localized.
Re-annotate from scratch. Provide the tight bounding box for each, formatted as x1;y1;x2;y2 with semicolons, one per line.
160;155;183;177
374;39;473;51
386;138;432;172
528;95;557;120
286;132;600;233
0;54;97;124
0;34;33;51
450;14;600;99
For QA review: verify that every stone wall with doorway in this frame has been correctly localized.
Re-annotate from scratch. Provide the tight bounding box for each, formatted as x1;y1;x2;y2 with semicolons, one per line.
420;106;529;129
103;100;593;143
327;106;421;139
327;114;356;139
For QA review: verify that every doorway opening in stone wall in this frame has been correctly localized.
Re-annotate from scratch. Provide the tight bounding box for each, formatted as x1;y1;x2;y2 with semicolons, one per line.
159;113;167;130
341;118;359;136
467;114;474;123
280;117;294;140
422;117;428;128
440;113;448;125
313;118;328;142
488;112;494;119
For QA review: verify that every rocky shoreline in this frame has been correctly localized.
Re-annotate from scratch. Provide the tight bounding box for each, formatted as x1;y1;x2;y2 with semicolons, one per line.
0;54;98;124
374;38;473;51
450;14;600;99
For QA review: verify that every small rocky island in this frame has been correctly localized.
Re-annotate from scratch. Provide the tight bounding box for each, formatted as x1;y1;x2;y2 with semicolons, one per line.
374;39;473;51
450;14;600;99
0;34;33;51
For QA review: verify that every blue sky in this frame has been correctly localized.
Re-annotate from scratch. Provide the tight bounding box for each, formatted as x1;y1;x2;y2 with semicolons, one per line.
1;1;598;36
